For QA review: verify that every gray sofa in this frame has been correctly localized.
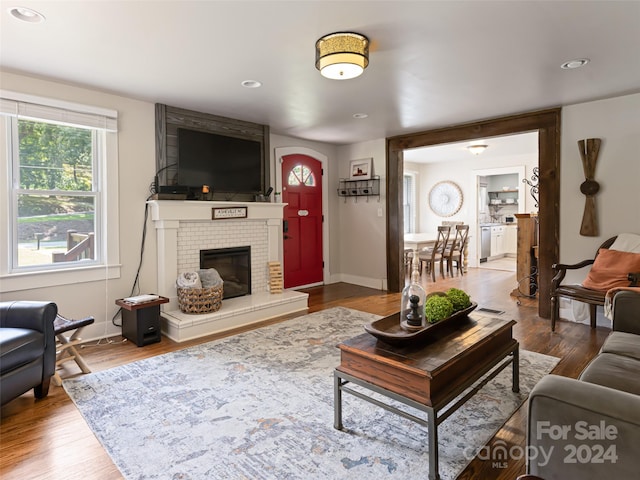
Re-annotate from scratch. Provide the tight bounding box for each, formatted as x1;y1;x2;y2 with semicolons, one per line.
526;290;640;479
0;301;57;406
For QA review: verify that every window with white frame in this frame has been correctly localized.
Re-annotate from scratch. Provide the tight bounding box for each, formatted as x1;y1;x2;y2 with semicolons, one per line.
1;93;117;276
403;173;416;234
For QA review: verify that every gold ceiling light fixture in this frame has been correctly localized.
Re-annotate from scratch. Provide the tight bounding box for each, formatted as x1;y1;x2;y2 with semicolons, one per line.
315;32;369;80
467;144;489;155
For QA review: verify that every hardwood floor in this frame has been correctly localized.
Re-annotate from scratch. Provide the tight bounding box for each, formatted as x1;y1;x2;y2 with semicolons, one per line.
0;268;610;480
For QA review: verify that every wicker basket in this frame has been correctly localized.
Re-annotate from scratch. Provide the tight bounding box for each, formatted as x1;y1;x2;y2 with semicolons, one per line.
177;285;223;314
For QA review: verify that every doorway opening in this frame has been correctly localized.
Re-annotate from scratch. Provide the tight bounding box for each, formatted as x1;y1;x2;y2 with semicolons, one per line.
386;109;560;319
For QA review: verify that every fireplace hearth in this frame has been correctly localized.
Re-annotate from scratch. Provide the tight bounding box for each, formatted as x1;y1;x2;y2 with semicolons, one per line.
200;246;250;299
148;200;308;342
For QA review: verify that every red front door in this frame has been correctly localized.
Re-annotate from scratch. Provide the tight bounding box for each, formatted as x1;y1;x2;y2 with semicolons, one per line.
281;154;323;288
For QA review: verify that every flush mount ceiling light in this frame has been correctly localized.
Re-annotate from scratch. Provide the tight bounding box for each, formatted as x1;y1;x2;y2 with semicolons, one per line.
353;113;368;119
315;32;369;80
8;6;45;23
467;144;488;155
561;58;590;70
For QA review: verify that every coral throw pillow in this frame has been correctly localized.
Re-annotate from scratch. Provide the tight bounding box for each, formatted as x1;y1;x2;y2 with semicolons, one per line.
582;248;640;292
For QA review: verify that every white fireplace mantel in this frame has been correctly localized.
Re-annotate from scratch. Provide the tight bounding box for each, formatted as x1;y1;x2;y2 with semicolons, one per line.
147;200;308;342
148;199;287;223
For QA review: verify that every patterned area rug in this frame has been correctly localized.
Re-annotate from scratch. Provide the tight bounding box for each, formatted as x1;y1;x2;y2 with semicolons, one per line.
64;307;558;479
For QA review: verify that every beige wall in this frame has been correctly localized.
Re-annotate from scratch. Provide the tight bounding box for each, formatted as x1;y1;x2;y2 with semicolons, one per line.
331;94;639;296
560;93;640;283
334;139;387;289
410;154;537;267
0;71;156;340
1;69;637;335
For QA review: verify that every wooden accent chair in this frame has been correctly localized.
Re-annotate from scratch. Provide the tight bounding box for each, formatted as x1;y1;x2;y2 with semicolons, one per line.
418;226;450;281
550;236;616;332
444;224;469;277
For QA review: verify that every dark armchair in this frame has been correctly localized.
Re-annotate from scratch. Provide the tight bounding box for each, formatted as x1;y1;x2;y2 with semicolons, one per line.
550;236;617;331
1;301;57;406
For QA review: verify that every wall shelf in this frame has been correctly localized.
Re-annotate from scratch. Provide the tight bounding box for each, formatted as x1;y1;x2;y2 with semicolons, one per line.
489;190;518;208
337;176;380;202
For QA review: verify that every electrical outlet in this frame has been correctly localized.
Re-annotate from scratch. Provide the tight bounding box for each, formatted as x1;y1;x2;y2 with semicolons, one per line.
377;207;383;217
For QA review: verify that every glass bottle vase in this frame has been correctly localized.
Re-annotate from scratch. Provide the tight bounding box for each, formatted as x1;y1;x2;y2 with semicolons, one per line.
401;250;426;329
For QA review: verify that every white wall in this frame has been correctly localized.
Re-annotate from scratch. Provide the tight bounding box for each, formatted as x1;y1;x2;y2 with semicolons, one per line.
409;155;537;266
560;93;640;269
0;71;157;340
558;93;640;325
1;70;637;332
335;139;387;289
328;93;639;306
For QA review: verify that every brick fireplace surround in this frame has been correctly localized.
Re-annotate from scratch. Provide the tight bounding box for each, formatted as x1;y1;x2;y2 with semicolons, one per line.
148;200;308;342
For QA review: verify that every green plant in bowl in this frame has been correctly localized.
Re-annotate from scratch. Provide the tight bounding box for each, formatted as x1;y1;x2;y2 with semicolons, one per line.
424;295;453;324
446;288;472;312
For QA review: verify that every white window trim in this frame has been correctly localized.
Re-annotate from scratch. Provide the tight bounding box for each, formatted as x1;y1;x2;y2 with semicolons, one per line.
0;92;120;293
404;171;418;234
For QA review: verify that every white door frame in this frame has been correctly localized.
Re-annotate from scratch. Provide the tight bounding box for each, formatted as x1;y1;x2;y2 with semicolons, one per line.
274;146;330;287
472;165;526;266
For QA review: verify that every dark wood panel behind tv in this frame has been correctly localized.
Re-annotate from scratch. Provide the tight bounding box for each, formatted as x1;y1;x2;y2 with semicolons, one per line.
155;103;270;201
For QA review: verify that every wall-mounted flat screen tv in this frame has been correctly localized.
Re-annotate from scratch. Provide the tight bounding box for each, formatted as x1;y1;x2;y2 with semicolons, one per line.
177;127;263;194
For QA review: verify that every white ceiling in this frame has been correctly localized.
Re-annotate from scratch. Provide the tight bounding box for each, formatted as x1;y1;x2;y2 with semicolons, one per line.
1;1;639;146
403;131;539;163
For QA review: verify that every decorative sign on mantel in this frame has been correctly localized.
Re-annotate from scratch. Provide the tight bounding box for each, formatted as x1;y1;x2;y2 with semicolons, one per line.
212;206;248;220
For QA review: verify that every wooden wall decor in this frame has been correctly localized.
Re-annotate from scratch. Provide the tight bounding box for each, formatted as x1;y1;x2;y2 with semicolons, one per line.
578;138;602;236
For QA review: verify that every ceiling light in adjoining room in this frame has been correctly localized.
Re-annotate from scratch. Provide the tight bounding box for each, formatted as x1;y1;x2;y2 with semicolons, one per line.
315;32;369;80
561;58;590;70
467;144;488;155
8;6;45;23
353;113;368;119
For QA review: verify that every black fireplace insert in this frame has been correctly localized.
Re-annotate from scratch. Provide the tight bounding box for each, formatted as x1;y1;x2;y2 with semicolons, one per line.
200;246;251;299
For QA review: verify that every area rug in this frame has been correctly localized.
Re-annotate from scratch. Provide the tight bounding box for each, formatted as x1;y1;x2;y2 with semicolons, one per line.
64;307;558;479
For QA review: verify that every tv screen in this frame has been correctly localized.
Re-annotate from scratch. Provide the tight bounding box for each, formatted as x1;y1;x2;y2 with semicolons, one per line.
177;128;263;194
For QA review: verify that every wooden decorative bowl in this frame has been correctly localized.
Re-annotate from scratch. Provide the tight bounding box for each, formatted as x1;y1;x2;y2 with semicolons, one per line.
364;301;478;346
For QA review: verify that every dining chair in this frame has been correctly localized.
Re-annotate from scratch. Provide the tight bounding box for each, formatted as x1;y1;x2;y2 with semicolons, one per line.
403;248;414;273
418;226;450;281
445;224;470;276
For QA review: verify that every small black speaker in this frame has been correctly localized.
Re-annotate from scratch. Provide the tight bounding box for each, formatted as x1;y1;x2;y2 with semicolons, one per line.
121;305;161;347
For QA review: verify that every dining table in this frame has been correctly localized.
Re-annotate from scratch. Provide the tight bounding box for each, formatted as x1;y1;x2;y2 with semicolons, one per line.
404;232;471;273
404;232;438;251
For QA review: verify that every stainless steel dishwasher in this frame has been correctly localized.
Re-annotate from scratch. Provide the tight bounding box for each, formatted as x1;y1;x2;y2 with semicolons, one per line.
480;226;491;262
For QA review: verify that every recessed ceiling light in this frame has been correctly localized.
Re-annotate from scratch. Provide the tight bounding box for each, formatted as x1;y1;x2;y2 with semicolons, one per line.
561;58;590;70
8;6;46;23
353;113;368;119
241;80;262;88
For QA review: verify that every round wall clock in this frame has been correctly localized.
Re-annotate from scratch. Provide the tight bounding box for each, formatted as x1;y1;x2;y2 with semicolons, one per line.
428;181;463;217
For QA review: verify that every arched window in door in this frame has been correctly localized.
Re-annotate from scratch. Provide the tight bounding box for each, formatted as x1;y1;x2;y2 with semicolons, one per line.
287;165;316;187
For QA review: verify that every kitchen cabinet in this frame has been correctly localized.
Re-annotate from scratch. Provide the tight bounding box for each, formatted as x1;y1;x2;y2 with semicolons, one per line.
504;225;518;255
490;226;505;256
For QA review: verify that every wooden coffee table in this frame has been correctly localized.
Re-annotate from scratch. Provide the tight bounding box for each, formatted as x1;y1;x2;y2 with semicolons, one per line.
334;313;518;480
